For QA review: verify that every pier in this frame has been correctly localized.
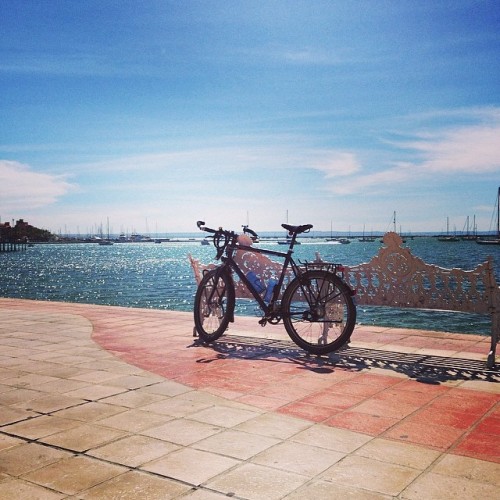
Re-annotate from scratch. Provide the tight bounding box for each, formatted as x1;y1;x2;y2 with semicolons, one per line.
0;240;27;252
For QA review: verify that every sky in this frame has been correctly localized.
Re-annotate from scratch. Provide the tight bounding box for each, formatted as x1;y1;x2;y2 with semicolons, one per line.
1;0;499;236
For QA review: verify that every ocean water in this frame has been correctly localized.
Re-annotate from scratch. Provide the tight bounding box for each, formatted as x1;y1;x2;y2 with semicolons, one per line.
1;237;498;336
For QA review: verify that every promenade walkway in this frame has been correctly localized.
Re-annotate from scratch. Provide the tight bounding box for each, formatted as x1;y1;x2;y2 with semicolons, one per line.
0;297;499;498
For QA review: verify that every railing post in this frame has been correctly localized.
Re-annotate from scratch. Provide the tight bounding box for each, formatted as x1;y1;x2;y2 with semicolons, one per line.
486;257;499;368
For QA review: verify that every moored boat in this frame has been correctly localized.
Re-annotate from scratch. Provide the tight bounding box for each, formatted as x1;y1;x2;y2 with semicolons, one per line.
476;187;500;245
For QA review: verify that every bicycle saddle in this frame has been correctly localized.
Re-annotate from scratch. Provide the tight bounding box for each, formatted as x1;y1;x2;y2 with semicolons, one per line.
282;223;313;235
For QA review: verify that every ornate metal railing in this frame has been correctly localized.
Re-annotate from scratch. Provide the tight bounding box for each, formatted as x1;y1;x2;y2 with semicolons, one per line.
189;231;499;367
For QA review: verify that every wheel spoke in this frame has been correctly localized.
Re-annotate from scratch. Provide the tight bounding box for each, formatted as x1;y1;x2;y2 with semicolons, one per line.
282;270;356;354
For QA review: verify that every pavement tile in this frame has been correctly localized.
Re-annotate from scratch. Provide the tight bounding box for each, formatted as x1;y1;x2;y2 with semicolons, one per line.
236;393;289;410
141;447;240;486
137;379;193;397
140;418;222;446
291;424;372;454
298;390;366;410
251;440;345;477
205;462;309;499
188;405;261;427
353;437;441;470
475;413;500;435
278;400;339;422
383;420;465;451
405;406;483;429
11;393;86;413
431;453;500;487
452;428;500;463
2;414;81;440
193;429;280;460
401;471;500;499
322;455;421;497
39;423;127;452
0;478;65;499
0;387;41;404
69;370;128;384
234;412;312;440
1;373;59;389
52;401;128;422
96;408;174;432
79;470;191;499
63;383;128;401
99;389;167;408
88;434;179;467
0;434;24;451
0;442;73;476
103;374;164;390
349;397;421;420
22;455;127;496
180;490;233;499
324;410;399;435
0;405;36;425
139;396;212;417
30;378;91;394
284;479;392;499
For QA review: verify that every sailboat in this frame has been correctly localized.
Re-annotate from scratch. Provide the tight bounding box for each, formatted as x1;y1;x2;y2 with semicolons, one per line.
381;211;406;242
359;224;376;242
98;218;114;245
476;187;500;245
438;217;459;242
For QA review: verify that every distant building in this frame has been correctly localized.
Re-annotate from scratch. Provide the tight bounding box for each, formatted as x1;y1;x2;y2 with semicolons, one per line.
0;219;53;242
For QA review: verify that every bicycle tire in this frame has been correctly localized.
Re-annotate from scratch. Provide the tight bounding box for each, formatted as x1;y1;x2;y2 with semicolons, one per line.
194;268;235;342
282;270;356;354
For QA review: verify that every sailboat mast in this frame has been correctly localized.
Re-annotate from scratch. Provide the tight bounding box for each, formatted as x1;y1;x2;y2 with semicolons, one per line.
497;187;500;236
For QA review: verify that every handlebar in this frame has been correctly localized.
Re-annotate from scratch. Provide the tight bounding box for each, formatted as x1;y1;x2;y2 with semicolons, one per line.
197;221;313;237
196;221;314;259
197;221;237;259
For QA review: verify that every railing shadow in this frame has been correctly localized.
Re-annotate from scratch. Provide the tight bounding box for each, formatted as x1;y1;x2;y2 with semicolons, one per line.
191;335;500;384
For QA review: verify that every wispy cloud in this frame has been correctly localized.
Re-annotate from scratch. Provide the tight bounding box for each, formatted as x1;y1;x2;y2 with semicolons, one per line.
318;109;500;195
310;152;362;178
0;160;74;210
402;124;500;174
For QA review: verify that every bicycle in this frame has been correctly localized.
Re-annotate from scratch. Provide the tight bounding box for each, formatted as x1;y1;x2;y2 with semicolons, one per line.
193;221;356;355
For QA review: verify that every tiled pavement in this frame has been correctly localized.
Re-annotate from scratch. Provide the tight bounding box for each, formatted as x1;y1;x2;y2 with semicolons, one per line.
0;297;499;499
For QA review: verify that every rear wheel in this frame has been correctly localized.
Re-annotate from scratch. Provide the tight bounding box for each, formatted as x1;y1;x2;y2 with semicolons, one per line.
282;270;356;354
194;268;235;342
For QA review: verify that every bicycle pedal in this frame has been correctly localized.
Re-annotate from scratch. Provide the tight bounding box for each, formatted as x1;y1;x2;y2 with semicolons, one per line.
258;318;267;327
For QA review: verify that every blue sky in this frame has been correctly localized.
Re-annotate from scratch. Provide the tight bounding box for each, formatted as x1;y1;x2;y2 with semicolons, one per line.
1;0;499;235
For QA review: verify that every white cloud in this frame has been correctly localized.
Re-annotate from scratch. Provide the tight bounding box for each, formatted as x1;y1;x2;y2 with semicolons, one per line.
310;151;362;179
319;112;500;195
404;124;500;174
0;160;74;210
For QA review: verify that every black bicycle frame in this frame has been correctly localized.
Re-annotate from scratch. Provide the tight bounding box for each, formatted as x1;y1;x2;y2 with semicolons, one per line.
220;232;303;314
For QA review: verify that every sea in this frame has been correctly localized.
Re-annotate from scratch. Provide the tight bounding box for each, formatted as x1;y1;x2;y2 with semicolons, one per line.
1;235;498;336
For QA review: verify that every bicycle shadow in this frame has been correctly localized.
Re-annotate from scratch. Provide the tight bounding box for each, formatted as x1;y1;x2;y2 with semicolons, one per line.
191;334;500;384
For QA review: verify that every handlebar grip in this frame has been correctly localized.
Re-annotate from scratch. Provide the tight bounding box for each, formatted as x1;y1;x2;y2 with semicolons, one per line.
196;221;216;234
242;225;258;238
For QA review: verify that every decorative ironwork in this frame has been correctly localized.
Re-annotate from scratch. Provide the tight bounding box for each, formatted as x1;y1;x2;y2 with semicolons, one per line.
344;232;494;314
342;232;499;367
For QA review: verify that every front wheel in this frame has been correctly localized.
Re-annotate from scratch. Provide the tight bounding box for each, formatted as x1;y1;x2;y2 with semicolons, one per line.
194;268;235;342
282;270;356;354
